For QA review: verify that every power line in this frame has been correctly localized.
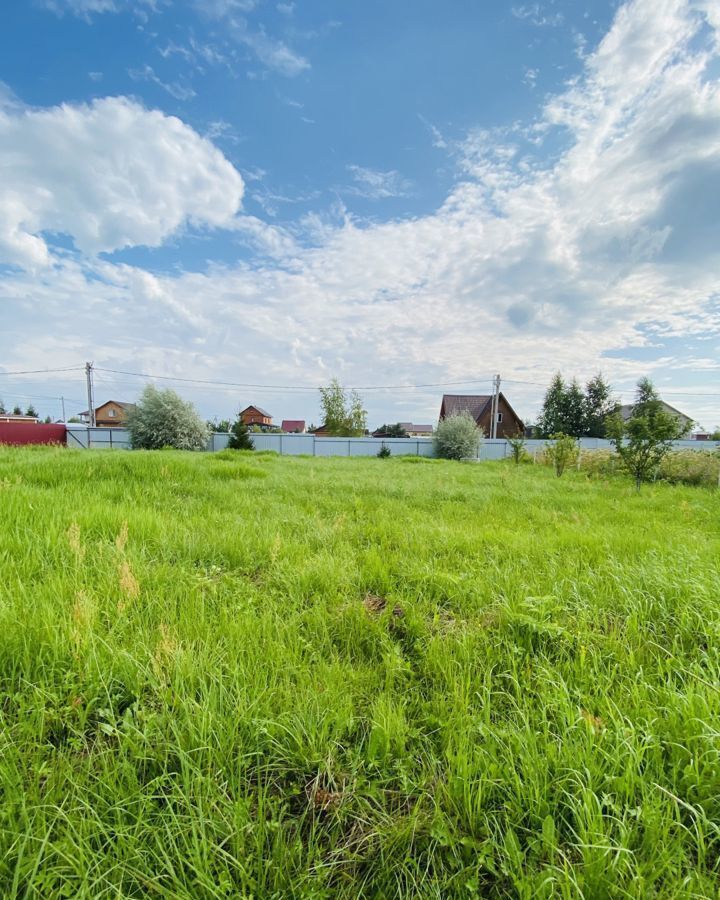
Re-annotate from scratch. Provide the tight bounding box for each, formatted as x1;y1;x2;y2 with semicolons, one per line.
94;366;496;392
0;390;85;405
0;364;84;377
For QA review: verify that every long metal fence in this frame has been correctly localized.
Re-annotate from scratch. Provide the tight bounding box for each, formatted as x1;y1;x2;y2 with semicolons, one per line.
65;426;719;458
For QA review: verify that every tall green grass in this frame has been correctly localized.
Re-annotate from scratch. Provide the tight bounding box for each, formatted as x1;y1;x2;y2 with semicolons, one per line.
1;446;719;897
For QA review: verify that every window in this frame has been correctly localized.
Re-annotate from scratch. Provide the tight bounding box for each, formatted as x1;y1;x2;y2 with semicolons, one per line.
108;408;116;418
496;412;503;423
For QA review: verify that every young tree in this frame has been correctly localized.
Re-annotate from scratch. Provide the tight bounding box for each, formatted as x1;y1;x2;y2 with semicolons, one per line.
434;412;482;460
12;406;23;416
0;398;5;414
26;404;38;418
545;433;579;476
208;418;231;433
507;430;527;465
607;378;688;490
318;378;367;436
584;373;618;438
227;418;254;450
126;385;209;451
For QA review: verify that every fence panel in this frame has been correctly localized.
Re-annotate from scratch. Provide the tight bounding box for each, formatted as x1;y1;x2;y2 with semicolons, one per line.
0;423;66;446
52;428;720;457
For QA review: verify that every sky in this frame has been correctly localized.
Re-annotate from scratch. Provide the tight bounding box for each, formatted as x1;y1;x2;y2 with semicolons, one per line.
0;0;718;430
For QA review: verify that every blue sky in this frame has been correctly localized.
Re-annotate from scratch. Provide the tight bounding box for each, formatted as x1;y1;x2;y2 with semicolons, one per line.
0;0;718;429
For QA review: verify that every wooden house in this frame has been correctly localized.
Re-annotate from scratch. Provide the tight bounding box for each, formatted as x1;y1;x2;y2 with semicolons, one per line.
240;405;273;428
79;400;136;427
439;394;524;439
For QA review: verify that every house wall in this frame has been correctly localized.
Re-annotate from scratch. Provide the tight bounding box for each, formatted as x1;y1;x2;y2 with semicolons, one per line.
95;401;130;427
477;395;523;438
241;410;271;426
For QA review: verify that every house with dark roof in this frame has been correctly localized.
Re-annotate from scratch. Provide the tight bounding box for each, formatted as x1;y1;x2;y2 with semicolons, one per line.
78;400;136;427
240;405;273;428
439;394;524;439
281;419;306;433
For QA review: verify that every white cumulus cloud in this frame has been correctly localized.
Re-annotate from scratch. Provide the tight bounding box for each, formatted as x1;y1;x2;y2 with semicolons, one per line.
0;96;244;266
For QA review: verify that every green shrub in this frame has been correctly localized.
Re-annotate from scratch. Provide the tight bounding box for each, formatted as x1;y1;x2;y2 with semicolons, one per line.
126;385;209;451
658;450;719;487
433;412;481;460
377;444;391;458
576;448;719;487
544;433;579;477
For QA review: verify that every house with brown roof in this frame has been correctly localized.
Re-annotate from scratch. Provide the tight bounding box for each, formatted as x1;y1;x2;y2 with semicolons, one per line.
281;419;306;433
240;405;273;428
439;394;524;438
79;400;136;427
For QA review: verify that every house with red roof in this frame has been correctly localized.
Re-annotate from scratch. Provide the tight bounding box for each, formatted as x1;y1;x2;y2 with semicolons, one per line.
281;419;306;433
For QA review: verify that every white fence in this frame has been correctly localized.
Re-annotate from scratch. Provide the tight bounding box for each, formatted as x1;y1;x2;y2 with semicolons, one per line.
66;426;719;458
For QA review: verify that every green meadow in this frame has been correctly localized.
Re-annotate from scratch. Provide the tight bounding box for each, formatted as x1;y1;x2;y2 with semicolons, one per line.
1;446;719;898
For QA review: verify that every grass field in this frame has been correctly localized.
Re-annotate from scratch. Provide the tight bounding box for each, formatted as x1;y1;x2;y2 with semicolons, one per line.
1;447;719;898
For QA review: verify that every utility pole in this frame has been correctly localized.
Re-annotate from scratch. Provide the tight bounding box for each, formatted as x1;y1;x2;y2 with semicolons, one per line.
61;396;66;423
85;362;95;427
491;373;501;439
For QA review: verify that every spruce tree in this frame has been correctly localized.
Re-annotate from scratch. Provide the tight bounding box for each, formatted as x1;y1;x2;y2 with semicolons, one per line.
538;373;567;437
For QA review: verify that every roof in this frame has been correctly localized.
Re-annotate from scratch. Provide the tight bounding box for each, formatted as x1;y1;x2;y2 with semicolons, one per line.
405;423;433;433
78;401;136;416
240;405;272;418
440;395;493;420
620;401;692;423
281;419;306;431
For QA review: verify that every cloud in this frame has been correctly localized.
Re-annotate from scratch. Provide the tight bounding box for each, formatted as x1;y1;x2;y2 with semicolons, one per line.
128;64;196;100
523;67;539;88
194;3;310;76
345;165;413;199
0;96;244;266
235;24;310;76
3;0;720;428
42;0;157;19
417;113;448;149
511;4;564;27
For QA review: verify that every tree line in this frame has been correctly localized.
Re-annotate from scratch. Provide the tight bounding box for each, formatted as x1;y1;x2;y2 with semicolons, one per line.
535;373;619;438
